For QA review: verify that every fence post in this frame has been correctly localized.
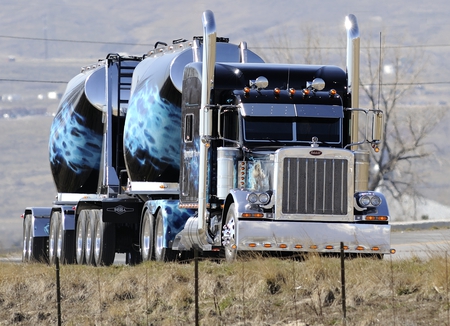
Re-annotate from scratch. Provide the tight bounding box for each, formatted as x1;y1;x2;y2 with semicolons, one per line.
55;257;62;326
446;251;449;326
194;248;199;326
340;242;346;324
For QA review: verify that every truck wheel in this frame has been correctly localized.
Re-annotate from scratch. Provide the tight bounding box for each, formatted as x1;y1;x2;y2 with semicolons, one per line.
126;250;142;265
223;203;238;262
85;210;96;266
48;211;60;264
140;210;155;261
76;210;87;264
154;209;176;262
93;210;116;266
57;213;75;264
24;214;48;263
22;214;31;262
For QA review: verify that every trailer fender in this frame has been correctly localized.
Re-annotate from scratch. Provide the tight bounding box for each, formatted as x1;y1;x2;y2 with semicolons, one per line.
24;207;52;237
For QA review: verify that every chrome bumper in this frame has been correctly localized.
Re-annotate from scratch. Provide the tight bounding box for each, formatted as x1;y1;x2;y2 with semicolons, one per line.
236;220;391;254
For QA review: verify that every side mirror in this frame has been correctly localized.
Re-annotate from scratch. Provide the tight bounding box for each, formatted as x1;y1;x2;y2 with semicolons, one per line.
372;111;383;143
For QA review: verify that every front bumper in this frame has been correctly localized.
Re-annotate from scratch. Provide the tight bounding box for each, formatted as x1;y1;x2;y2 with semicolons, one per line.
236;219;391;254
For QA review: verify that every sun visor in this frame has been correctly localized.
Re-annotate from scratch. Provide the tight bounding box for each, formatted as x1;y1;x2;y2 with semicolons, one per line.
240;103;343;118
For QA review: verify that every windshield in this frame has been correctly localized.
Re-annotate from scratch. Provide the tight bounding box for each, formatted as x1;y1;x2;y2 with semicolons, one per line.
244;117;341;144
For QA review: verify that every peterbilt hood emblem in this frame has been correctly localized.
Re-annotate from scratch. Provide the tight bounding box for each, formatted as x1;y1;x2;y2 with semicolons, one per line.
310;150;322;156
107;205;134;215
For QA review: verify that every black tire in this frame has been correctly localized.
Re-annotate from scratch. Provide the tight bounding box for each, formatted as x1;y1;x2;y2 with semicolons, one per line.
48;211;60;265
76;210;87;265
24;214;48;263
93;210;116;266
57;214;75;264
126;250;142;266
22;214;31;262
154;209;177;262
85;210;96;266
223;203;238;262
140;210;155;262
29;236;48;263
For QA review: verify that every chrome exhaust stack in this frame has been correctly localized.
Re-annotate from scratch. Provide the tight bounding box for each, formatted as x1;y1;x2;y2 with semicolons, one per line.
345;14;360;147
172;10;217;251
198;10;216;241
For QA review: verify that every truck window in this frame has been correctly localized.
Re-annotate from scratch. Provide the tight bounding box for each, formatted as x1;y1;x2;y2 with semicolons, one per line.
184;114;194;142
221;109;239;142
244;118;293;141
296;117;341;143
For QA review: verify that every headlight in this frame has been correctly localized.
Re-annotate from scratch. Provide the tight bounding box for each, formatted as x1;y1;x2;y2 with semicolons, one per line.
247;193;258;204
370;195;382;206
259;192;271;205
247;192;271;205
359;195;371;207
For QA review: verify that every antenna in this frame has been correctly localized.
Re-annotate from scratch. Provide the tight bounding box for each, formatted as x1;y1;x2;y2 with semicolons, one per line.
377;32;382;111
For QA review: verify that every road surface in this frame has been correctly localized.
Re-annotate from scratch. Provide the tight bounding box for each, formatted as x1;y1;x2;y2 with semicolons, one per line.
2;228;450;263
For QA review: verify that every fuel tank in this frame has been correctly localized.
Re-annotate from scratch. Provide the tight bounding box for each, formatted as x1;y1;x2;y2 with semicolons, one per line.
48;66;106;193
124;40;264;183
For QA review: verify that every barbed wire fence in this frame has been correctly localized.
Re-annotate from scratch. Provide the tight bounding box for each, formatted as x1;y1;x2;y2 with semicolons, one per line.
4;248;450;325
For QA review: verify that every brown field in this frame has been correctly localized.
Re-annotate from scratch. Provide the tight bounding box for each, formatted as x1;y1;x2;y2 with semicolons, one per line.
1;254;450;325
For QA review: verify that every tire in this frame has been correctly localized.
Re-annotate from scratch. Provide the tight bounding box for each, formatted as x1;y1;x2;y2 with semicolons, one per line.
85;210;96;266
22;215;31;262
29;236;48;263
223;203;238;262
76;210;87;265
93;210;116;266
126;250;142;266
140;210;155;262
48;211;60;265
24;214;48;263
57;213;75;264
154;209;177;262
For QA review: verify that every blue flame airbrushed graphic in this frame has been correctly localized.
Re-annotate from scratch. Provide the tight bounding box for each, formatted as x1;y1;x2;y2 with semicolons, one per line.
124;79;181;181
149;200;195;246
49;102;102;173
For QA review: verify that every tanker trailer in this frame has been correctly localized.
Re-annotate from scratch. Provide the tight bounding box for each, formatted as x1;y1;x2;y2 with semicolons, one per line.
123;36;265;261
22;54;143;264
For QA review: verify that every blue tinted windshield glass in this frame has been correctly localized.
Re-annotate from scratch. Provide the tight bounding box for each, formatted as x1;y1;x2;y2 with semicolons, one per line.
296;118;341;142
244;117;341;143
244;119;292;141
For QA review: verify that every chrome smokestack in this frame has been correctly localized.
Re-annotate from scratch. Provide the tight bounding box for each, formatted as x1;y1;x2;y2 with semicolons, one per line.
198;10;216;235
345;14;360;147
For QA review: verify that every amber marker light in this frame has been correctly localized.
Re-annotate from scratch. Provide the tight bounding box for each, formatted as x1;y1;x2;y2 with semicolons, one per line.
356;246;364;251
249;243;257;248
302;88;311;96
343;245;349;250
274;88;281;95
295;244;303;249
244;87;251;94
377;216;388;221
288;88;296;96
264;244;272;248
329;89;337;96
390;249;396;254
372;247;380;251
310;245;318;249
325;245;334;250
279;244;287;249
242;213;253;218
366;216;376;221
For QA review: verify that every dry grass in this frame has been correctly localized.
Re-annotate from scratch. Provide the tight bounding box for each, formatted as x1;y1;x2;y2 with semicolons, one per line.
1;254;450;325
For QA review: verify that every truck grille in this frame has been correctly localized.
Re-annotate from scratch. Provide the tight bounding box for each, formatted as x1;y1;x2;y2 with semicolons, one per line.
282;157;348;215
